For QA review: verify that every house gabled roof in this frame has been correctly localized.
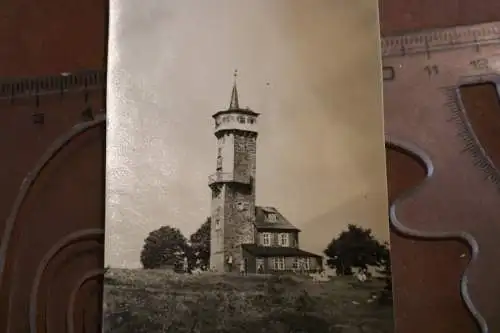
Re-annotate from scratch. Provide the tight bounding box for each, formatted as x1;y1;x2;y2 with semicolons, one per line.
241;244;322;258
254;206;300;232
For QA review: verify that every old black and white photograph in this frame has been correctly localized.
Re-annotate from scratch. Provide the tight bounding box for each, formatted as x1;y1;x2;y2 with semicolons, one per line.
105;0;392;332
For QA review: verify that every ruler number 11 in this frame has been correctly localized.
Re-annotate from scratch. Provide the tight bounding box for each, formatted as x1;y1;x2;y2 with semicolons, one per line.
424;65;439;77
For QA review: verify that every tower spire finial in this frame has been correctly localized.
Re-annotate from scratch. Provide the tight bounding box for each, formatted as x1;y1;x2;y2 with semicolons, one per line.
229;69;239;110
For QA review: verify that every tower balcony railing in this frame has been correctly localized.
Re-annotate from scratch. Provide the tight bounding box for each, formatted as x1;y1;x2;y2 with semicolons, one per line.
214;122;258;134
208;172;251;186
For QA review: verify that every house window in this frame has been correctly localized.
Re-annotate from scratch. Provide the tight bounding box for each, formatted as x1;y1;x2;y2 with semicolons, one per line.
300;257;311;270
292;258;299;270
262;233;271;246
278;233;289;247
267;213;277;222
273;257;285;271
256;258;265;273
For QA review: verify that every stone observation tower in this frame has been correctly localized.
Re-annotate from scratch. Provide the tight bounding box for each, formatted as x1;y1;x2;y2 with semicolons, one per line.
207;72;323;274
208;71;260;272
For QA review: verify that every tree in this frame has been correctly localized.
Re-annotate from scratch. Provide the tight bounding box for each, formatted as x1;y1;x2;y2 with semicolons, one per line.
189;217;211;269
323;224;386;276
377;241;393;304
140;226;189;269
377;241;391;281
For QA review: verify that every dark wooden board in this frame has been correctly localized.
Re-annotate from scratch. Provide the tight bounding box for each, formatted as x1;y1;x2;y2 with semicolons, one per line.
0;1;108;332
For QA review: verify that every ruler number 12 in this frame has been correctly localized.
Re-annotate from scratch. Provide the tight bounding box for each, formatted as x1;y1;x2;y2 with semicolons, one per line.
470;58;489;70
424;65;439;77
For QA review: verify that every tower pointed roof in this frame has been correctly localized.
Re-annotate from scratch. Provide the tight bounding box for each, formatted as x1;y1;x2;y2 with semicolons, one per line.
211;70;260;119
229;70;239;110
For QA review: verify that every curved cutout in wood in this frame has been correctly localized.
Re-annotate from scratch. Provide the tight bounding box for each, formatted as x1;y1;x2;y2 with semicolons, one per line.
0;114;106;333
385;136;486;333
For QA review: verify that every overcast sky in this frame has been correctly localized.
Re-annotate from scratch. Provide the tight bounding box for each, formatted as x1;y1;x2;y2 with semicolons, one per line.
106;0;387;268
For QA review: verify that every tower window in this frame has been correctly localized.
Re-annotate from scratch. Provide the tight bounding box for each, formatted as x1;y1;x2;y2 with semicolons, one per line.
216;156;222;171
236;202;247;211
217;147;223;171
237;116;246;123
215;218;221;230
248;118;255;124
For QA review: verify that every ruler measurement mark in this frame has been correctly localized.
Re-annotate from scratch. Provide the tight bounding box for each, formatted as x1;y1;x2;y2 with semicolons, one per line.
0;86;104;102
382;38;500;58
0;23;498;100
383;21;500;193
381;22;500;58
0;70;105;101
424;37;431;60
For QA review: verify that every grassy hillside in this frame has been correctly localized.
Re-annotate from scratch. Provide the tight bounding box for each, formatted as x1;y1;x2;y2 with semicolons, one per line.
103;268;394;333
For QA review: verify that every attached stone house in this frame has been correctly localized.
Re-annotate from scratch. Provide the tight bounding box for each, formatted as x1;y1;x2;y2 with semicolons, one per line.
240;207;322;274
208;77;323;274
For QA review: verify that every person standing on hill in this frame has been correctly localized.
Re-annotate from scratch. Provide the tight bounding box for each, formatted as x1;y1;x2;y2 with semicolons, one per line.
226;255;233;272
239;259;247;276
